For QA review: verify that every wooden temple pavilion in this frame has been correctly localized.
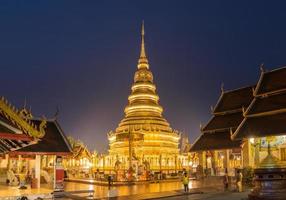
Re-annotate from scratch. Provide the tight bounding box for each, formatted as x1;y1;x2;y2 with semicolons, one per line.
232;66;286;200
190;86;254;176
233;66;286;166
8;119;71;188
0;97;71;189
191;65;286;180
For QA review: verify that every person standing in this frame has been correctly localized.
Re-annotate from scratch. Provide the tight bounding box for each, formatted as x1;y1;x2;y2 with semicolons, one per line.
223;169;229;191
108;175;112;189
236;169;243;192
182;173;189;193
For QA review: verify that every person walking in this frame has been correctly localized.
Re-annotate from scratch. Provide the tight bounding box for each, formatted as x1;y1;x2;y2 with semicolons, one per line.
182;173;189;193
236;169;243;192
223;168;229;191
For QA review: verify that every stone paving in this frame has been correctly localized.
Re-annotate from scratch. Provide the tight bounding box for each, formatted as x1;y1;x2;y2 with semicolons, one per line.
103;189;204;200
0;177;249;200
97;184;249;200
0;184;53;199
64;177;225;199
61;188;249;200
157;190;249;200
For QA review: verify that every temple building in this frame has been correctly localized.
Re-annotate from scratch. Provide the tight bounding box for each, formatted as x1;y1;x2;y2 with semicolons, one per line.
232;66;286;167
63;137;94;179
191;86;254;176
0;96;71;190
191;66;286;176
103;23;183;179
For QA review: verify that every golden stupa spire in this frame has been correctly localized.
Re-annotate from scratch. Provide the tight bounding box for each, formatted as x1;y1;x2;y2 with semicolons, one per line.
107;22;180;171
138;21;149;69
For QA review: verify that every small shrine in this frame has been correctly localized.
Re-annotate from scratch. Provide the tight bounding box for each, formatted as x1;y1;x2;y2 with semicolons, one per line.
63;137;94;179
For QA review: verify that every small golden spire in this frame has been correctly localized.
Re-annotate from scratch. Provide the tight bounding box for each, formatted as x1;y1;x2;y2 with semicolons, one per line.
138;21;149;69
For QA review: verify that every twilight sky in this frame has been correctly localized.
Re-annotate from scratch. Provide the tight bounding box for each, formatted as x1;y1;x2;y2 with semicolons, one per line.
1;1;286;152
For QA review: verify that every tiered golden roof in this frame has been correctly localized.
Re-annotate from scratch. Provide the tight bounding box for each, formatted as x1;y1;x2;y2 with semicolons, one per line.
0;96;46;138
108;23;180;160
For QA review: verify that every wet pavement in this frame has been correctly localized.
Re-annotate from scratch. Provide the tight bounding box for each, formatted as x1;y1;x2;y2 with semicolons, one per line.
158;190;249;200
0;184;53;198
64;177;225;199
0;177;247;199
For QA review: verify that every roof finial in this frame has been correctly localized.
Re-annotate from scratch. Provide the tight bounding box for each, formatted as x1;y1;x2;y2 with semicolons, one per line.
210;105;214;112
260;63;265;73
53;106;60;119
138;21;149;69
221;82;224;93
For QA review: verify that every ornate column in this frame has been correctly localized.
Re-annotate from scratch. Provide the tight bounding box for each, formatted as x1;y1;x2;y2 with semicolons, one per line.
254;138;260;168
242;140;252;168
35;155;41;188
224;150;230;173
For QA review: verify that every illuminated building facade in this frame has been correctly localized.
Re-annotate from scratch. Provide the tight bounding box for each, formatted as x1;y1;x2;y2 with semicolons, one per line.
104;24;183;177
191;86;253;176
233;66;286;168
192;66;286;176
63;137;94;178
0;97;71;188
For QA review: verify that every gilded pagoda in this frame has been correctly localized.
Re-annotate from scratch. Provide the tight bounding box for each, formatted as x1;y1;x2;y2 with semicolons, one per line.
106;23;182;176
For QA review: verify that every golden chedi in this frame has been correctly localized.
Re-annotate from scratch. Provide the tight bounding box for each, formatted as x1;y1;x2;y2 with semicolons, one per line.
107;23;180;173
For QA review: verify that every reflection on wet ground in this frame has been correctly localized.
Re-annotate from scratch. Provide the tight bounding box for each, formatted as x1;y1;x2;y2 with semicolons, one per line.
64;178;223;198
159;191;249;200
0;184;53;198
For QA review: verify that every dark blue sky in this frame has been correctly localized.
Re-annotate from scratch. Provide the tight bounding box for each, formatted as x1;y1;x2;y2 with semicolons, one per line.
1;1;286;152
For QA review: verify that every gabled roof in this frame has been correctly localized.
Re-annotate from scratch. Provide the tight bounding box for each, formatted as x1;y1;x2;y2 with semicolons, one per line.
254;66;286;96
191;85;253;152
0;122;32;153
190;131;242;152
246;93;286;116
11;120;72;155
0;97;46;154
213;86;254;114
202;112;243;133
0;97;45;138
233;66;286;140
72;144;92;159
232;112;286;139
